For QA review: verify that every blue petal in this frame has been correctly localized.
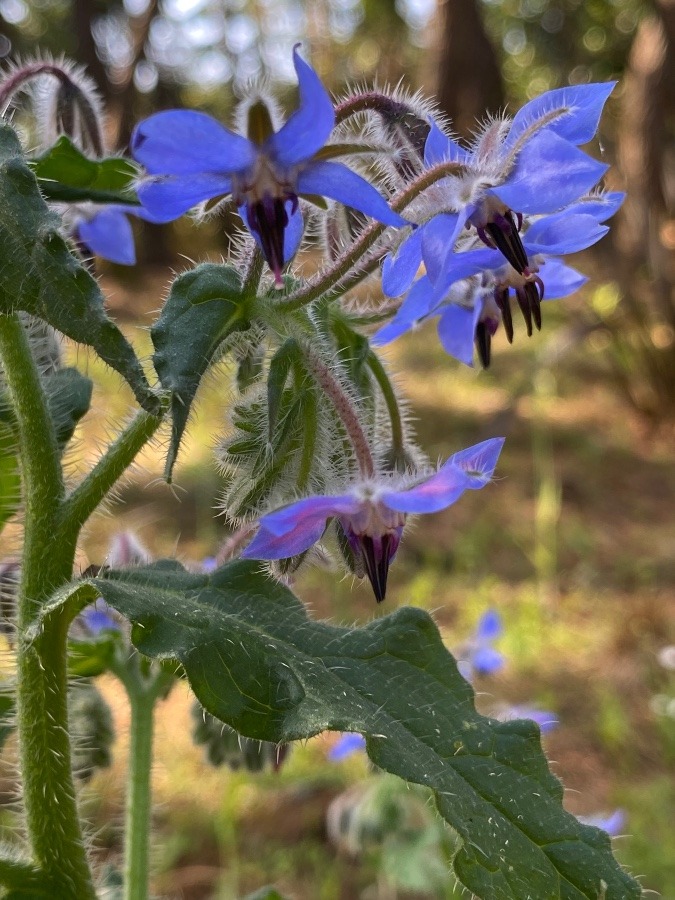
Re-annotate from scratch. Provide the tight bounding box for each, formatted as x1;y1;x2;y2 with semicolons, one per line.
373;276;439;346
424;119;469;166
132;110;256;176
266;46;335;168
471;646;505;675
537;258;587;299
137;173;233;221
475;608;503;640
382;226;424;297
579;810;626;837
297;161;407;227
81;602;120;634
495;130;608;214
421;212;466;282
77;209;136;265
524;212;608;256
431;246;501;300
242;521;326;559
562;191;625;222
328;733;366;761
506;82;616;148
449;437;505;486
437;303;480;366
253;494;361;538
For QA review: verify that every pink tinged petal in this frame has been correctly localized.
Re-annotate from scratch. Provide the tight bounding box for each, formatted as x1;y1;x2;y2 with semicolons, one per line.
437;302;482;367
131;110;257;175
255;494;362;537
494;130;609;215
382;226;424;297
382;465;472;515
506;82;616;148
77;209;136;265
136;173;233;221
449;437;505;486
266;46;335;168
424;119;469;166
536;259;587;299
523;212;608;255
297;161;407;227
241;520;327;560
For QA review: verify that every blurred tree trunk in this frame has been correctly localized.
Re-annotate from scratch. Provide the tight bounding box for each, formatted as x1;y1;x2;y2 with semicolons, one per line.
613;0;675;418
430;0;504;136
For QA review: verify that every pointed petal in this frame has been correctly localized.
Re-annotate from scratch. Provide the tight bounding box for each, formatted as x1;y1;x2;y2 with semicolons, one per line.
137;173;233;221
424;119;470;166
537;258;587;299
242;521;325;559
495;130;608;214
382;226;424;297
131;109;257;175
476;609;503;640
77;209;136;265
561;191;625;222
507;82;616;148
437;303;480;366
449;436;505;487
253;493;361;537
373;276;439;346
524;212;608;255
297;161;407;227
421;212;468;282
266;46;335;167
432;246;501;299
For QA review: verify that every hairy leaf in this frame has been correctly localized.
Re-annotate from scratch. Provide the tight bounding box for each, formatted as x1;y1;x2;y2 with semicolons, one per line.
45;561;640;900
151;263;249;480
43;368;93;452
31;136;139;205
0;124;157;413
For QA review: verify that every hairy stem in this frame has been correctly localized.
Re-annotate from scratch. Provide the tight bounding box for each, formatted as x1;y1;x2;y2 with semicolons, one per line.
367;352;404;457
0;313;95;897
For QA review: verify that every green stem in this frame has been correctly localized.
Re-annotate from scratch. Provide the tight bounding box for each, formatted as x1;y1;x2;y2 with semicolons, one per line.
367;352;404;456
111;657;173;900
241;246;265;298
60;406;163;540
0;313;95;897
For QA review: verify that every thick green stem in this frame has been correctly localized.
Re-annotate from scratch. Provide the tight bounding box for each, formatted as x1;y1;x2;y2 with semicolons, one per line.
111;657;173;900
0;313;95;897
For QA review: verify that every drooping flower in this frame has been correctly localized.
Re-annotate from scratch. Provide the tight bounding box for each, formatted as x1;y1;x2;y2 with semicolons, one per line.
457;609;505;680
242;437;504;602
376;194;623;366
131;46;406;285
72;202;163;265
383;83;615;299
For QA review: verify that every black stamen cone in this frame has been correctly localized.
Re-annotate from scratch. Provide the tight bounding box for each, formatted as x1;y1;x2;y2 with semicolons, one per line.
494;288;514;343
515;286;533;337
516;279;544;336
475;321;492;368
247;195;291;285
359;534;394;603
485;210;529;274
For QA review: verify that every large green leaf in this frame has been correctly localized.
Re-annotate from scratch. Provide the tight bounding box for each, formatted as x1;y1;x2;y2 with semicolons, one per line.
0;124;157;413
30;135;139;205
44;561;640;900
151;263;250;479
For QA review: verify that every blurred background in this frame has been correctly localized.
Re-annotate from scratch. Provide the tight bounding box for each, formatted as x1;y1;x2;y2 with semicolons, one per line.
1;1;674;897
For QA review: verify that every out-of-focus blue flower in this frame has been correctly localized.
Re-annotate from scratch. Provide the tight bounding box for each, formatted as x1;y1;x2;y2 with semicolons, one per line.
376;193;623;366
384;84;615;296
202;556;218;573
242;437;504;602
80;601;120;635
74;203;164;265
457;609;505;681
328;732;367;761
578;809;626;837
131;46;405;285
495;704;559;733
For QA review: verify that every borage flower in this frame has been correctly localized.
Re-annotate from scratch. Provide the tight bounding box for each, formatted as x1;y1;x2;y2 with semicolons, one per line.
131;46;405;285
457;609;505;681
72;202;163;265
242;437;504;602
376;194;623;366
383;83;615;300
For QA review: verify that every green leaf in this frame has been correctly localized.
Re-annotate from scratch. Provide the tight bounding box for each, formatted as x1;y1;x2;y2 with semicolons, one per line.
0;124;158;414
67;635;118;678
43;561;640;900
43;368;93;453
0;848;49;897
30;135;140;205
151;263;249;480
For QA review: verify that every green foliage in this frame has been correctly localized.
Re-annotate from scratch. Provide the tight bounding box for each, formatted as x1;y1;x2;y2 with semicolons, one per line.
0;393;19;533
46;560;640;899
30;136;139;205
0;849;49;897
43;368;93;453
151;263;250;480
0;123;157;413
0;691;14;752
68;680;115;782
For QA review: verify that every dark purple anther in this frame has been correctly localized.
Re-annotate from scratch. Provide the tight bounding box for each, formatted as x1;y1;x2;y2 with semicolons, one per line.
483;209;529;274
514;276;544;337
494;286;514;343
246;194;295;286
475;314;500;369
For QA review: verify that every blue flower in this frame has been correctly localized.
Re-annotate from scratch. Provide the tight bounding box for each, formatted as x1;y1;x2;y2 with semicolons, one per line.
457;609;505;680
80;601;120;635
383;83;615;298
578;809;626;837
328;733;367;761
376;194;623;366
131;46;406;285
74;202;163;265
242;437;504;602
494;703;559;733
